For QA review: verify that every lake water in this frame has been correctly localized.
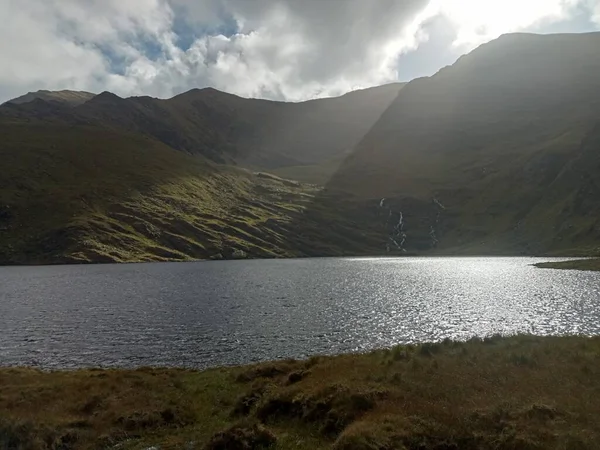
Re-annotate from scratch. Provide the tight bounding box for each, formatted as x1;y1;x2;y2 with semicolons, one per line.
1;257;599;369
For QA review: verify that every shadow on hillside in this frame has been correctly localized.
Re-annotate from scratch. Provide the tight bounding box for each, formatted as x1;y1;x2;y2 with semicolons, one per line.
279;88;408;257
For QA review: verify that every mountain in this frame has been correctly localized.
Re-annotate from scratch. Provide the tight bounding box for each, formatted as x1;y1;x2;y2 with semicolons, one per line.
323;32;600;255
0;83;408;264
0;121;388;264
4;90;95;107
1;32;600;264
0;83;405;167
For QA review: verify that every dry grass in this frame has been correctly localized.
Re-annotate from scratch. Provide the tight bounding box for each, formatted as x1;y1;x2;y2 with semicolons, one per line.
2;335;600;449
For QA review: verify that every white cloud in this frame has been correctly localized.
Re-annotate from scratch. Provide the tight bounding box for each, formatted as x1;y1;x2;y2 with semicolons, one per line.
0;1;106;97
0;0;174;100
426;0;595;48
589;0;600;21
0;0;599;103
103;0;430;101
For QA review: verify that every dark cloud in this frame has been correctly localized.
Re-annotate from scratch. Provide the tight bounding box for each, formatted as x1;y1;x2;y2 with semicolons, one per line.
0;0;599;103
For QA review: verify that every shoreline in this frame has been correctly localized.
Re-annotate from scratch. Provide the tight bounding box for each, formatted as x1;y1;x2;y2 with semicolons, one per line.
3;335;600;449
534;258;600;272
0;254;591;269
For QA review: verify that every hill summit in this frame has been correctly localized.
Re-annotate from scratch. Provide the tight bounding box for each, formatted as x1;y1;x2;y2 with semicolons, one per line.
4;90;96;107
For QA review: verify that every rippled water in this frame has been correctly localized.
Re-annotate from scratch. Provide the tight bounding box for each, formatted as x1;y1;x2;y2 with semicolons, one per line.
1;257;599;369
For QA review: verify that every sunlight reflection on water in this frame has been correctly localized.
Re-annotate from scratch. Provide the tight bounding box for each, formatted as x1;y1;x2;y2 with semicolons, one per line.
0;257;599;368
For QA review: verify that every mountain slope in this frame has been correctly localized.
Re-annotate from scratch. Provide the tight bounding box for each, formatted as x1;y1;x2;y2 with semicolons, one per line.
0;83;405;168
322;32;600;255
0;123;387;264
4;90;95;107
2;33;600;264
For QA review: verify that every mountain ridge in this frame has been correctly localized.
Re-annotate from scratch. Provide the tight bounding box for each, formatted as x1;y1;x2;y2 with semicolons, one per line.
3;82;406;107
3;89;96;107
319;31;600;255
1;82;406;168
1;32;600;264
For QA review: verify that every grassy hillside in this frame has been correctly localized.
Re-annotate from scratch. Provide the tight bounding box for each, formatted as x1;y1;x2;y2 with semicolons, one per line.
2;33;600;262
0;123;389;264
317;32;600;256
3;335;600;449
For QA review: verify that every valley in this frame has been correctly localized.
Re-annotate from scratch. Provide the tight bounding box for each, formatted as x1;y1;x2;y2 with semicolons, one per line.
0;124;386;264
2;32;600;264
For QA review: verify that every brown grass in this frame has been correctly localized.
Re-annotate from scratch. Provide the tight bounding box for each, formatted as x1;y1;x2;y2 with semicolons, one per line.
2;335;600;449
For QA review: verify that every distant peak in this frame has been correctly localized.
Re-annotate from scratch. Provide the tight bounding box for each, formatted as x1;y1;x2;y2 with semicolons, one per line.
4;89;96;107
185;86;227;96
90;91;124;102
97;91;121;98
168;86;242;103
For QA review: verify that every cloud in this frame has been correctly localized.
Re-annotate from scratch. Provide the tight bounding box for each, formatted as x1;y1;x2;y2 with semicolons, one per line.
105;0;431;100
590;0;600;20
428;0;589;48
0;0;174;101
0;0;599;103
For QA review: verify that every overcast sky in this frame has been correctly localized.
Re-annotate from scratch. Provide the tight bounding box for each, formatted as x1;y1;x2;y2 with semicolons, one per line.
1;0;599;103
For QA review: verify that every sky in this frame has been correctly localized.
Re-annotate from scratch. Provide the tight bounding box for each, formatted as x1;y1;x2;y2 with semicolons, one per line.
1;0;600;103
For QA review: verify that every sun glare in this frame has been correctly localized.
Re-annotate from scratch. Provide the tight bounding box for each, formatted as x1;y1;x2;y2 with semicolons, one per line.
428;0;575;47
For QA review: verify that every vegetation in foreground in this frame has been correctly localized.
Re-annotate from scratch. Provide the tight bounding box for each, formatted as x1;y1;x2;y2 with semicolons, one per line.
535;259;600;271
3;335;600;449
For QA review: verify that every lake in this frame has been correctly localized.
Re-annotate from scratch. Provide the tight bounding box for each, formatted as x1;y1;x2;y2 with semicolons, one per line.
1;257;599;369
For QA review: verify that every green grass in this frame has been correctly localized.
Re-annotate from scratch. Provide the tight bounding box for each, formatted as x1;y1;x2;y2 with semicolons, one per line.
3;335;600;449
0;123;391;264
535;258;600;271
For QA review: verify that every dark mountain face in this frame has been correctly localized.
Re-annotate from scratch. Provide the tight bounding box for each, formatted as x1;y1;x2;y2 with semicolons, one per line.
1;32;600;263
1;83;405;168
322;32;600;255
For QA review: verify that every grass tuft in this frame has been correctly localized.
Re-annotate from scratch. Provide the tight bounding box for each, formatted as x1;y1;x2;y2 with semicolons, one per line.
2;336;600;449
205;423;277;450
